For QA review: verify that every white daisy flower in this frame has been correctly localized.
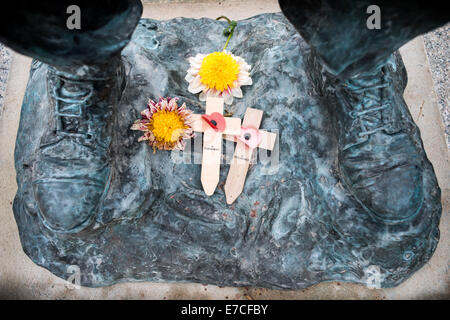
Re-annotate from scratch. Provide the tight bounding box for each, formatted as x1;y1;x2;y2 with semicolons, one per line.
185;51;252;105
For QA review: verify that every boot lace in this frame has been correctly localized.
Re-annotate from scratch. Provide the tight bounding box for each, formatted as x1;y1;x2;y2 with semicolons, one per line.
339;68;392;140
51;74;95;140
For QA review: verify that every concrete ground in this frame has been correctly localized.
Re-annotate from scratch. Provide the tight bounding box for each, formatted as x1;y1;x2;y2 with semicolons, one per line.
0;0;448;299
423;24;450;149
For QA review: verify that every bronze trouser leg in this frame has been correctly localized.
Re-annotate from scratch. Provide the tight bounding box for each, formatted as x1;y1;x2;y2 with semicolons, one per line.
279;0;448;78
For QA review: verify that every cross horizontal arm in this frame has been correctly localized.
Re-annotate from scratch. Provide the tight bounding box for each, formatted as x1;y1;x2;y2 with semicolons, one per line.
223;130;277;150
190;114;241;135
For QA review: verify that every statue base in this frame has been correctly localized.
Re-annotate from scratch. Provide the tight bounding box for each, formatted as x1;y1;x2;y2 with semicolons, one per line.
13;13;441;289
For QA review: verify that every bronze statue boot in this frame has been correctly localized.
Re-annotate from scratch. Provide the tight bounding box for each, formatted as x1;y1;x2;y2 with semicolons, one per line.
0;1;142;233
32;59;125;233
332;55;424;224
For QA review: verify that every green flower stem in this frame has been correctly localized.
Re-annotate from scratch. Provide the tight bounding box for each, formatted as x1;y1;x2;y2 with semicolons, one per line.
216;15;231;24
223;32;233;51
216;16;237;51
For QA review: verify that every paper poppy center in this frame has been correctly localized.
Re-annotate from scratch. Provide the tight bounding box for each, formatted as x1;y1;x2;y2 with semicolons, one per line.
199;52;240;92
150;110;187;143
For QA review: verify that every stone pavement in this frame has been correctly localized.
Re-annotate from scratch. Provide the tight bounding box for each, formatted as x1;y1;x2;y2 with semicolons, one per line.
423;24;450;148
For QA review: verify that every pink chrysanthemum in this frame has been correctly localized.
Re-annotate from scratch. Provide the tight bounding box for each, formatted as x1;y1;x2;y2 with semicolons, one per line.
131;97;195;151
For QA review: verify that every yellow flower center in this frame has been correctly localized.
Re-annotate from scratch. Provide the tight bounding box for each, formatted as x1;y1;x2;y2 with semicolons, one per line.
149;110;187;143
199;52;240;92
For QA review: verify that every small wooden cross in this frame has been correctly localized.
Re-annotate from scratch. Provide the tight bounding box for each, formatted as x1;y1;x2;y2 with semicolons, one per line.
223;108;277;204
191;97;241;196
